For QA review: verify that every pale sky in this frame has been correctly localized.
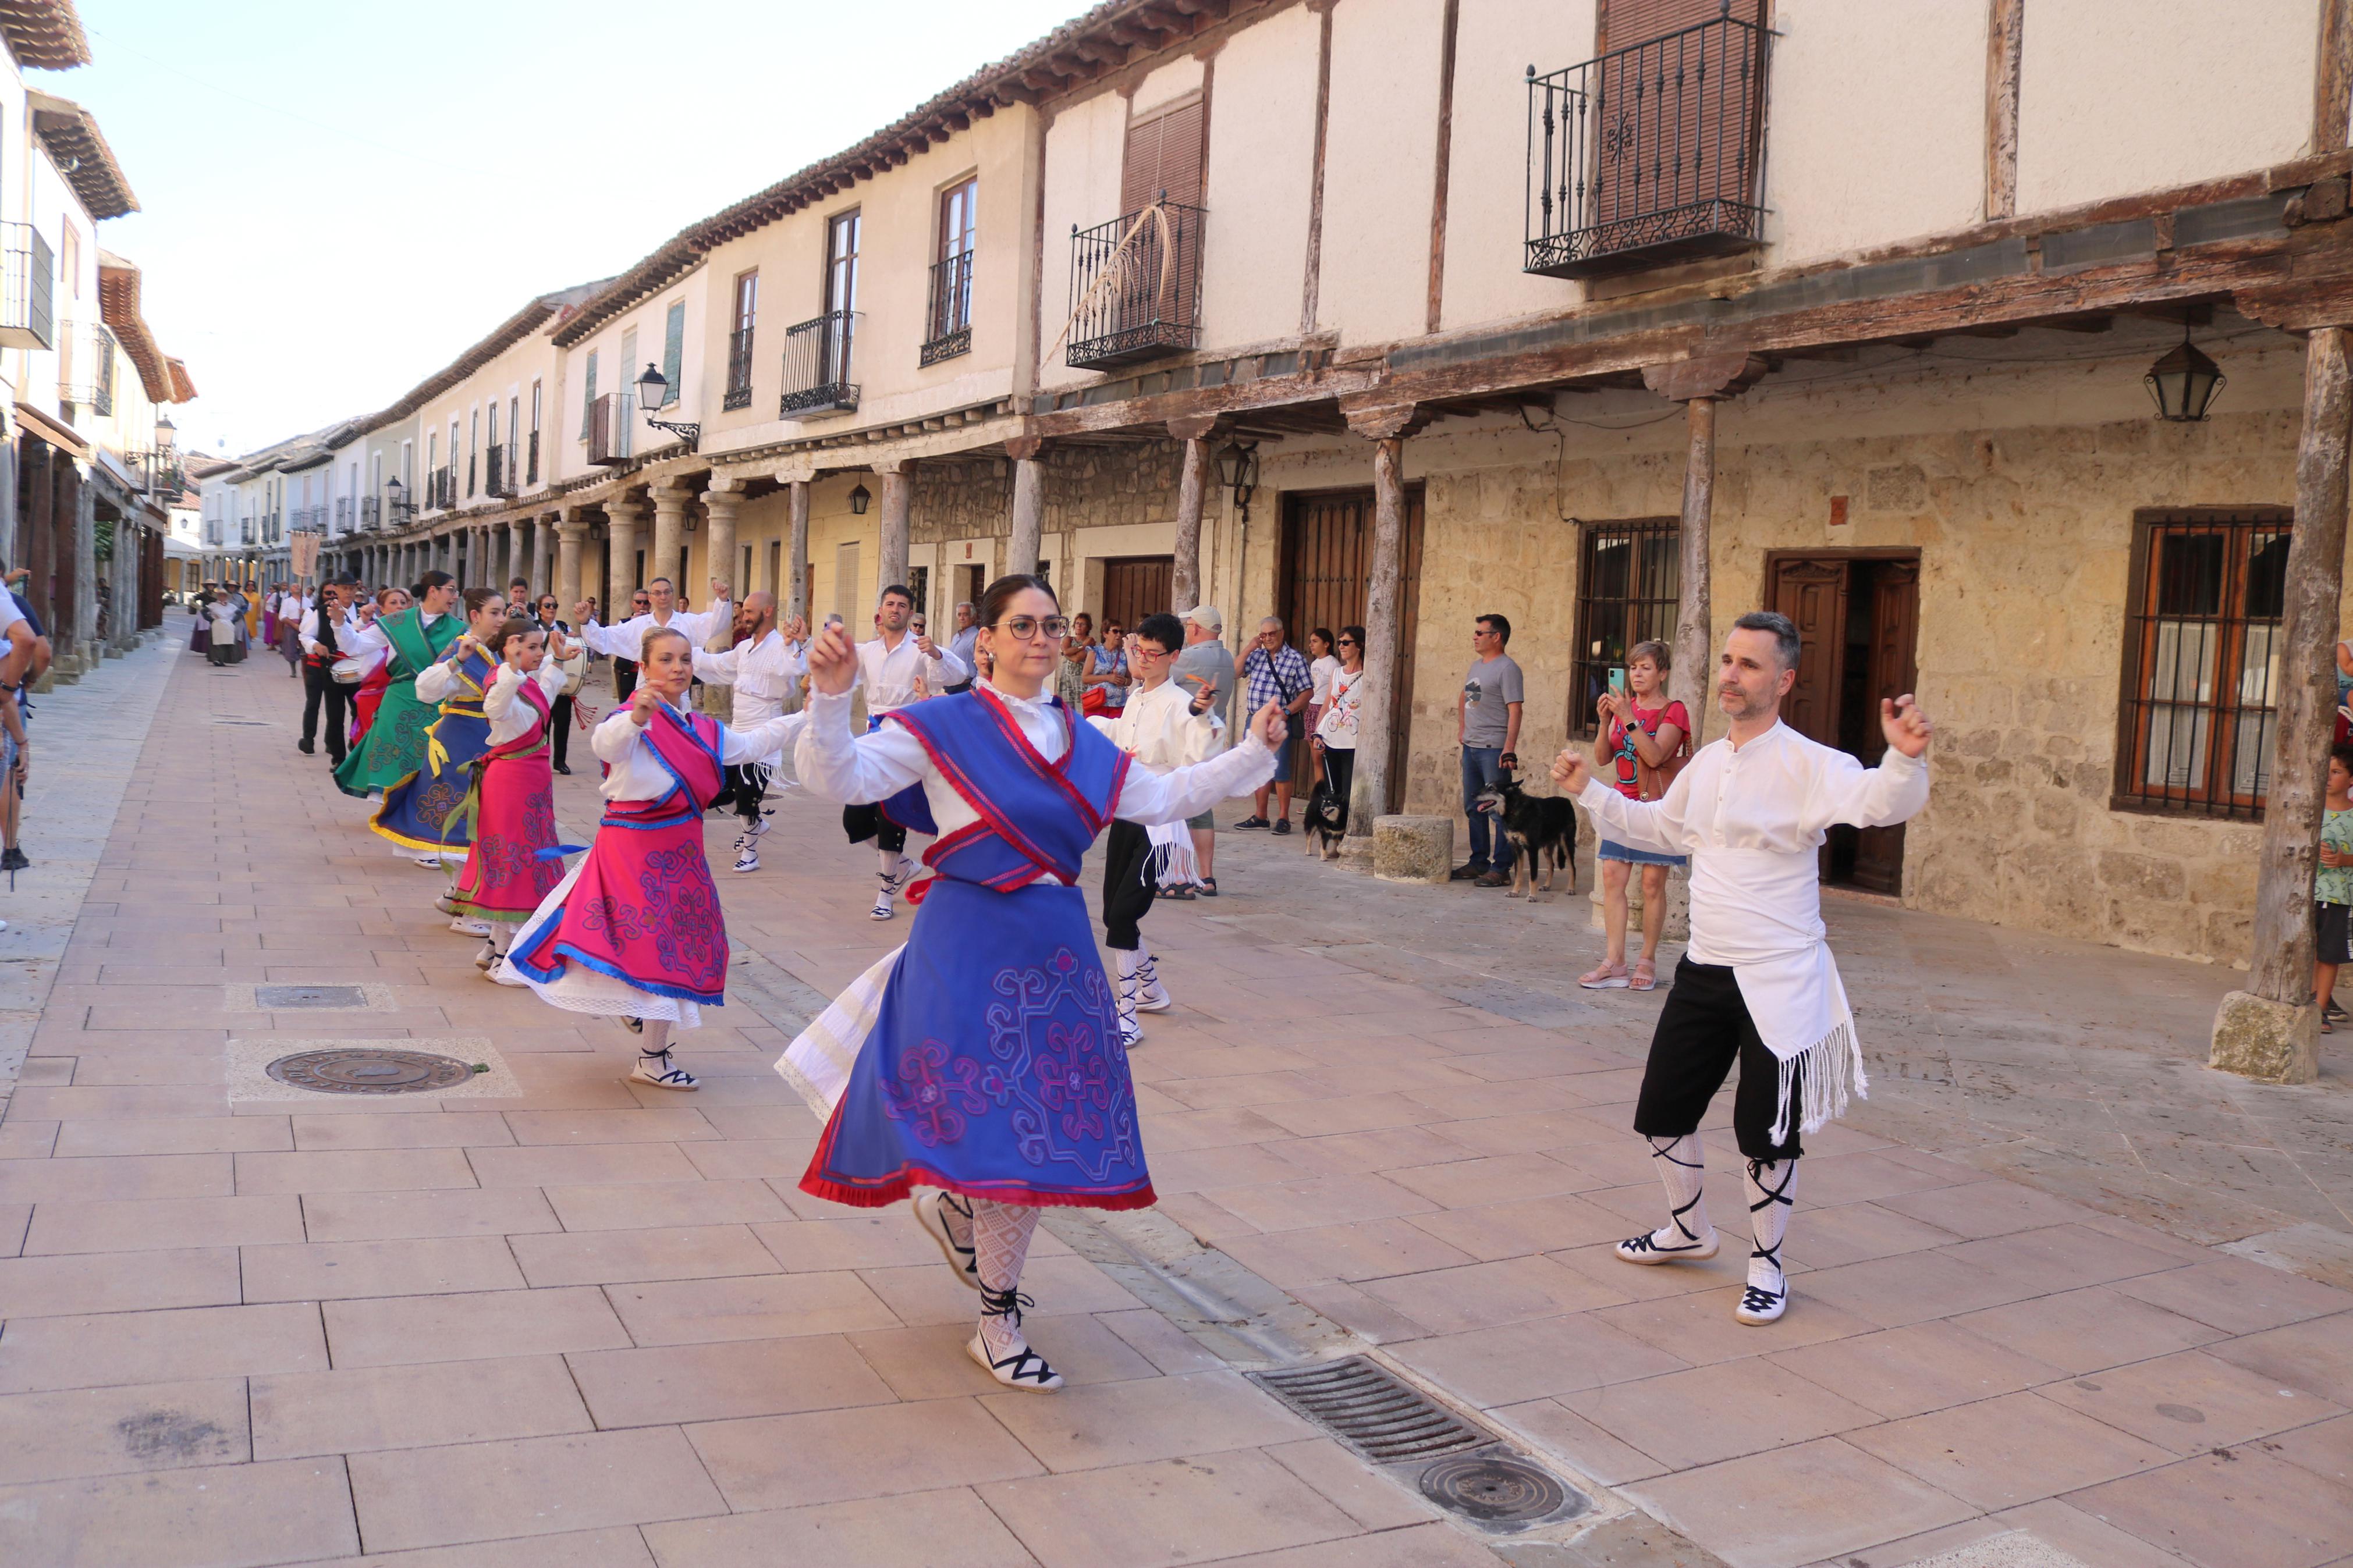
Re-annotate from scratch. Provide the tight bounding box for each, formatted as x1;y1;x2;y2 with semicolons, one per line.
42;0;1095;458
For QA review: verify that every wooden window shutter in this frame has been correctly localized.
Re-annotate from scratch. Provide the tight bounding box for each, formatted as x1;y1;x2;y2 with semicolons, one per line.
662;301;684;404
1121;97;1205;214
1598;0;1761;52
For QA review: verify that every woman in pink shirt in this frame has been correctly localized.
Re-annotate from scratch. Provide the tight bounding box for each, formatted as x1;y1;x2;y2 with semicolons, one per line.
1581;640;1689;993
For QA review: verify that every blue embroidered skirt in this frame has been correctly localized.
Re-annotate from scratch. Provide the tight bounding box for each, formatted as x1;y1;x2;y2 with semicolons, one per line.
801;876;1154;1210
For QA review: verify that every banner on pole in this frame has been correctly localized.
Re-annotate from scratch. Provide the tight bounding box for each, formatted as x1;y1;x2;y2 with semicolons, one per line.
290;530;320;579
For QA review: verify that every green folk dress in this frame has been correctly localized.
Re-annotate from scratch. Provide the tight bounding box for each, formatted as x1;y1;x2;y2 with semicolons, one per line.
333;607;459;801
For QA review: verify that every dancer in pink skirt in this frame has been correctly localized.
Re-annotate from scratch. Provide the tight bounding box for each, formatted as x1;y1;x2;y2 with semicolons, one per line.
506;627;798;1090
456;616;576;979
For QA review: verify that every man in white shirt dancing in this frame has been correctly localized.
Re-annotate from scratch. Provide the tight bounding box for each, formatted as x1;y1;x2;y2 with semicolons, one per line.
695;590;806;874
1553;610;1932;1325
849;583;968;919
573;576;732;667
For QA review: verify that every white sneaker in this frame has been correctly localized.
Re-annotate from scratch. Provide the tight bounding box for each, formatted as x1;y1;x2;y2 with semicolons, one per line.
449;916;491;937
474;940;497;972
733;844;760;874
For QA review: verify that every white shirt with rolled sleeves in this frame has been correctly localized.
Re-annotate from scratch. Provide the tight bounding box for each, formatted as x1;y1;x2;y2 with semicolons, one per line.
794;680;1273;850
1574;719;1930;1137
480;662;569;747
576;606;731;663
691;630;808;770
296;605;363;659
851;631;967;719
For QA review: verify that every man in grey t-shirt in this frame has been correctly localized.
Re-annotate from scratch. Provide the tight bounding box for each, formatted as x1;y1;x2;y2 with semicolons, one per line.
1454;613;1525;886
1169;605;1236;895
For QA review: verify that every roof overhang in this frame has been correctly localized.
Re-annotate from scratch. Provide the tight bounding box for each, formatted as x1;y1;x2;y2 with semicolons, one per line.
29;90;136;219
0;1;89;70
96;251;189;404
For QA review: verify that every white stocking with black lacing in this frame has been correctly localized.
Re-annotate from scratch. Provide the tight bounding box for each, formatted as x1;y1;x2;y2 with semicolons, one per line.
1614;1134;1719;1263
1738;1157;1796;1322
968;1200;1062;1389
1113;949;1144;1048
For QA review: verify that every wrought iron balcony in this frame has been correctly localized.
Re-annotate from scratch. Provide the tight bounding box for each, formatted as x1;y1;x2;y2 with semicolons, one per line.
485;443;516;498
57;322;113;414
779;311;859;416
1525;11;1771;280
360;496;382;530
333;496;351;530
1067;201;1204;371
723;326;755;411
922;250;974;367
427;466;455;510
0;223;52;351
586;391;635;465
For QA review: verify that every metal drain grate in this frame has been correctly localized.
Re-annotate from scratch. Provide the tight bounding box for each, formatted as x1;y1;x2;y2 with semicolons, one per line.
254;985;369;1009
1250;1356;1495;1463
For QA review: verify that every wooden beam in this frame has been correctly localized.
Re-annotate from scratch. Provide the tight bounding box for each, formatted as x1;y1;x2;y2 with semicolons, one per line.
2237;279;2353;331
1640;352;1767;403
2320;0;2353;153
1300;1;1335;335
1670;398;1716;733
1426;0;1461;336
1351;434;1408;834
1985;0;2024;219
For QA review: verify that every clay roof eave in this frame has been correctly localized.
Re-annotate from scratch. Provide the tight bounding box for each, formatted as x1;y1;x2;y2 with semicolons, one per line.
95;258;183;404
28;90;136;219
0;1;90;70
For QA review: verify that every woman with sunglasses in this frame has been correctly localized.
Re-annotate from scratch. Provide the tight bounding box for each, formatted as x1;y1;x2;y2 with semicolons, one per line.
531;596;581;774
1312;625;1366;815
785;574;1282;1393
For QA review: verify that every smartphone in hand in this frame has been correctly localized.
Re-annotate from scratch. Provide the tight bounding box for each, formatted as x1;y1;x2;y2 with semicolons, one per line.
1608;667;1627;698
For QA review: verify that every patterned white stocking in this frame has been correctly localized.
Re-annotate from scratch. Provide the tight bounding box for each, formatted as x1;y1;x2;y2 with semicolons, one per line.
1742;1158;1797;1314
1614;1134;1717;1263
1113;950;1144;1047
971;1199;1039;1359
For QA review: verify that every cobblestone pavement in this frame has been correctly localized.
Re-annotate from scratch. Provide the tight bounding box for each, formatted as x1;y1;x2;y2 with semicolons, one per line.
0;616;2348;1567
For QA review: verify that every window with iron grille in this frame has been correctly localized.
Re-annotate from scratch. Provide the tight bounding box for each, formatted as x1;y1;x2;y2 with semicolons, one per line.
1569;517;1680;739
725;271;757;411
2114;509;2291;819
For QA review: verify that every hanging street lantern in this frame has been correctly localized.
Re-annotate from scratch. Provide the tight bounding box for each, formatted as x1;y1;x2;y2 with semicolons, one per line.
2145;328;2226;422
849;481;872;515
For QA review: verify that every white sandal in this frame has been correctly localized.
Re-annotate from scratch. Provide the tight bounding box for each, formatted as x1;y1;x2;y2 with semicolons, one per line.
629;1048;698;1092
968;1285;1062;1392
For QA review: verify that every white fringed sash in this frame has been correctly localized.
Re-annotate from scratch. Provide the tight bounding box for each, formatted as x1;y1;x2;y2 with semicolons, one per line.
1145;819;1198;887
1687;847;1868;1141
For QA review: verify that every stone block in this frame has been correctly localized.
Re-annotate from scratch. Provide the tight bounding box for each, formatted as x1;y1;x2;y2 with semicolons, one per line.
2208;990;2319;1085
1372;815;1453;884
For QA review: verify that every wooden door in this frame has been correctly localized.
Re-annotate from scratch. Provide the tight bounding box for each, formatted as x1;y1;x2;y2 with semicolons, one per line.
1100;555;1172;633
1848;562;1920;894
1770;557;1848;748
1277;486;1425;810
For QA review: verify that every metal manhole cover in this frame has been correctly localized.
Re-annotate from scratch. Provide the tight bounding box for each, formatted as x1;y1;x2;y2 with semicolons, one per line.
265;1049;475;1095
254;985;369;1009
1418;1454;1569;1523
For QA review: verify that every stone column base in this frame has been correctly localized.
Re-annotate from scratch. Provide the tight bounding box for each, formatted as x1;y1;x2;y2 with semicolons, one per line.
1374;815;1453;885
2209;989;2320;1084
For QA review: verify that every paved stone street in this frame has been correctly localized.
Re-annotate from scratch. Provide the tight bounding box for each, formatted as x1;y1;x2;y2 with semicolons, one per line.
1;616;2350;1567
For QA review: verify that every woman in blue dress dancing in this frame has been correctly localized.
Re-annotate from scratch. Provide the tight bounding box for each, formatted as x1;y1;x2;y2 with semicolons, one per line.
786;574;1280;1391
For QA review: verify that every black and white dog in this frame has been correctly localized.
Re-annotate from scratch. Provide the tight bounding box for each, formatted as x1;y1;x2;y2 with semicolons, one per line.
1303;778;1348;859
1475;774;1580;901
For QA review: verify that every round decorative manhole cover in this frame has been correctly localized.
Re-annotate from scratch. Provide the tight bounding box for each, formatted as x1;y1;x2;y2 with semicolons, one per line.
1418;1454;1568;1523
265;1050;475;1095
